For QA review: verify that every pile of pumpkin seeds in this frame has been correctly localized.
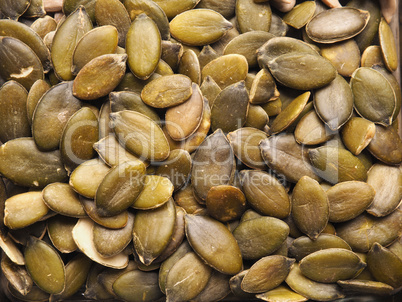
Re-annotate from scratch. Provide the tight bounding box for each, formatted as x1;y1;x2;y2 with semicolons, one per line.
0;0;401;301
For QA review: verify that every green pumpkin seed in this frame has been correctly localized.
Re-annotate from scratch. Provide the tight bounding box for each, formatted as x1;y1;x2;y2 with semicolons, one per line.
141;74;192;108
185;214;242;274
1;254;32;296
256;285;308;302
191;129;235;201
249;68;279;105
211;81;249;133
320;39;360;77
337;279;394;296
161;40;183;71
200;75;221;108
7;221;46;246
42;183;86;217
80;197;129;229
98;100;113;139
285;263;345;301
236;0;271;33
173;185;204;214
95;161;146;216
97;261;138;296
196;0;235;19
73;218;129;268
47;216;78;253
260;133;319;183
233;216;289;260
379;17;398;72
192;270;231;302
261;98;282;116
0;233;25;265
341;117;376;155
111;110;170;161
69;158;110;199
71;25;119;75
300;248;366;283
240;170;290;218
153;0;199;19
63;0;97;22
350;67;396;126
24;237;66;294
26;79;50;125
0;81;30;142
170;8;232;46
32;81;82;151
0;0;30;20
202;54;248;89
367;124;402;165
309;146;368;184
30;15;56;39
389;237;402;261
0;138;67;188
361;45;384;67
0;19;51;72
336;208;402;252
229;270;255;299
51;6;92;80
366;163;402;217
93;212;134;257
244;105;269;130
83;263;115;300
295;110;334;145
367;243;402;288
306;7;370;43
198;45;219;71
133;199;176;265
165;83;204;141
155;149;192;191
178;49;201;85
292;176;329;240
283;1;316;29
132;175;173;209
327;181;375;223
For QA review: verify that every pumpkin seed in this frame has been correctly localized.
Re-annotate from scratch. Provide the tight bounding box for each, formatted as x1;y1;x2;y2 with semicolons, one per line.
7;221;46;246
211;81;249;133
256;285;308;302
170;8;232;46
0;81;30;142
341;117;376;156
200;76;221;109
1;254;32;296
236;0;272;33
367;124;402;165
63;0;97;21
47;215;78;253
185;214;242;274
361;45;384;67
233;216;289;260
350;67;396;126
30;15;57;39
295;110;335;145
153;0;199;19
72;218;129;268
8;284;50;301
299;248;366;283
192;270;231;302
133;199;176;265
0;0;30;20
261;98;282;116
93;212;134;257
327;181;375;223
229;270;256;299
173;185;204;214
366;163;402;217
97;261;138;296
191;129;235;201
24;237;66;294
95;161;146;216
249;68;280;105
178;49;201;85
306;7;370;43
51;6;92;81
283;1;316;29
26;79;50;125
132;175;173;209
379;17;398;72
198;45;219;71
161;40;183;71
244;105;269;130
0;233;25;265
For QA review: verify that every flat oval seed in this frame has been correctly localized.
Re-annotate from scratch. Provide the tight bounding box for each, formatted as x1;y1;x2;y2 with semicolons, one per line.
350;67;396;126
366;164;402;217
0;0;29;20
1;254;32;296
178;49;201;85
4;192;48;230
295;110;334;145
192;270;231;302
202;54;248;90
170;9;232;46
367;125;402;165
110;110;170;161
0;138;68;188
0;81;30;142
73;54;127;100
42;183;86;217
300;248;366;283
337;280;394;296
72;218;129;268
306;7;370;43
239;170;290;219
285;264;345;301
32;81;82;151
292;176;329;240
72;25;119;75
0;37;44;90
341;117;376;155
249;68;279;105
26;79;50;125
141;74;192;108
132;175;173;209
211;81;249;133
113;270;163;302
24;237;65;294
126;13;161;80
379;17;398;72
289;234;352;262
93;212;134;257
308;146;368;184
63;0;97;21
256;285;308;302
361;45;384;67
242;256;295;293
327;181;375;223
51;6;92;81
233;216;289;260
236;0;271;33
0;234;25;265
95;161;146;216
154;0;199;19
133;199;176;265
47;216;78;253
283;1;316;29
185;214;243;275
191;129;235;201
165;83;204;141
206;185;246;222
